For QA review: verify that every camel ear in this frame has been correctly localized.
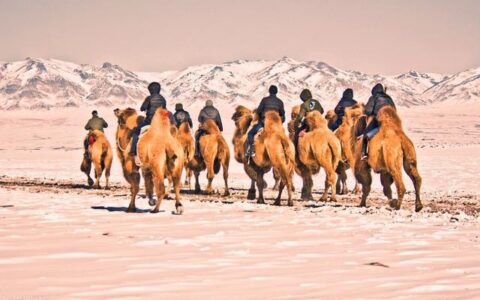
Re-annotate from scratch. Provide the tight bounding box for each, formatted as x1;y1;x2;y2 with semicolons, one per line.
114;108;121;118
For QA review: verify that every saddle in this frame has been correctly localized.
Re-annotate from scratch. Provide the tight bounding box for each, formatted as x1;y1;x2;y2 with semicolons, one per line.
139;125;150;138
88;134;96;146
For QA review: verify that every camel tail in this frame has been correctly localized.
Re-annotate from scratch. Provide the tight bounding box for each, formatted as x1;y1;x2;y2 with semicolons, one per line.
328;139;341;171
401;136;418;170
100;143;108;171
280;135;295;166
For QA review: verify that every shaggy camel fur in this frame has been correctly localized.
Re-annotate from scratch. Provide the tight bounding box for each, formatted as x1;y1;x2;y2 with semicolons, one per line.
137;108;185;214
80;130;113;189
176;122;195;188
344;104;423;212
232;106;295;206
325;110;361;195
297;111;342;201
188;120;230;196
113;108;145;212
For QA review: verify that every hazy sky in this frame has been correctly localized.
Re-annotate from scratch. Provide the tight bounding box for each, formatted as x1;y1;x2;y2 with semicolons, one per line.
0;0;479;74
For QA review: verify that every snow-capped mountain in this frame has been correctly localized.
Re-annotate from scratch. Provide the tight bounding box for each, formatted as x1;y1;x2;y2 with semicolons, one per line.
0;58;148;109
422;67;480;104
0;56;478;110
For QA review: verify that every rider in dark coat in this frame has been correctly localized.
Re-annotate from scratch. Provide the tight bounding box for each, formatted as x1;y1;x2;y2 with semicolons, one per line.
329;88;357;131
83;110;108;155
194;100;223;157
361;83;396;159
129;82;173;156
173;103;193;128
246;85;285;157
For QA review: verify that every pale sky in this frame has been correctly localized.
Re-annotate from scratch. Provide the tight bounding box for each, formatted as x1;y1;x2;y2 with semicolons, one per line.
0;0;479;74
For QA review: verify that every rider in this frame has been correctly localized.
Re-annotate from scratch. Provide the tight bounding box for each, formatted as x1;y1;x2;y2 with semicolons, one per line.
293;88;324;148
330;88;357;131
83;110;108;157
194;100;223;157
246;85;286;157
361;83;396;160
173;103;193;128
129;82;174;157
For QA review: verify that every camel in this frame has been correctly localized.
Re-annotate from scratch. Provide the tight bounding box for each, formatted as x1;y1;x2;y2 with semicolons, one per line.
296;111;342;201
137;108;185;214
343;104;423;212
113;107;146;212
325;110;361;195
176;122;195;188
232;106;295;206
80;130;113;189
188;120;230;196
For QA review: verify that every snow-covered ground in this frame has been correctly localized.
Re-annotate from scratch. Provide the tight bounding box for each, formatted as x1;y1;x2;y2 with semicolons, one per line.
0;102;479;299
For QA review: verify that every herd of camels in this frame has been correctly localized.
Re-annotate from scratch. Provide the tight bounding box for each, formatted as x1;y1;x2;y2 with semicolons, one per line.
81;102;423;215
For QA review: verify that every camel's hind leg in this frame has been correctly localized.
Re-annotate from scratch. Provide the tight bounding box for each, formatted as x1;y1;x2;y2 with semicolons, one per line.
151;173;166;214
321;165;337;202
272;169;281;191
380;172;393;200
274;180;285;206
184;166;192;188
81;156;94;188
404;160;423;212
256;172;266;205
194;171;201;194
389;170;406;210
222;159;230;197
205;159;215;195
173;174;183;215
356;162;372;207
244;164;257;200
92;160;103;189
142;169;156;206
126;171;140;213
336;163;348;195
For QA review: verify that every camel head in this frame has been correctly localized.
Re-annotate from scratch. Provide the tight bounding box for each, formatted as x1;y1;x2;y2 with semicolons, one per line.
232;105;253;132
305;111;327;130
344;103;365;124
114;107;140;130
290;105;301;120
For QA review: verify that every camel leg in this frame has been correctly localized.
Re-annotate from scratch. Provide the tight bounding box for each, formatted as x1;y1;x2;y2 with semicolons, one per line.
272;169;281;191
81;156;94;188
194;171;201;194
142;169;156;206
247;180;256;200
222;160;230;197
205;159;215;195
256;172;266;205
389;170;406;210
286;171;294;206
164;176;172;199
151;174;165;214
274;181;284;206
380;172;393;200
320;165;336;202
356;163;372;207
184;166;192;189
173;174;183;215
404;161;423;212
300;169;314;201
126;173;140;213
351;168;361;194
244;164;257;200
93;160;102;189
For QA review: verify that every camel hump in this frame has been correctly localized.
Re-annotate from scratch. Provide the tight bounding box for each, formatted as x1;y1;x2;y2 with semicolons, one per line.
377;105;402;128
203;119;220;134
179;122;191;133
305;111;327;130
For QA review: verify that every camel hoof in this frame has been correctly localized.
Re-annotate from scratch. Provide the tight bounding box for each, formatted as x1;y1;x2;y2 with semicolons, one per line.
359;202;366;208
389;199;398;209
247;189;256;200
148;198;156;206
287;201;294;207
274;200;281;206
104;186;110;190
150;208;160;214
126;207;136;213
415;203;423;212
223;191;230;197
175;203;184;215
301;194;314;201
330;197;337;202
257;199;266;205
88;178;94;187
93;184;100;190
194;188;201;194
